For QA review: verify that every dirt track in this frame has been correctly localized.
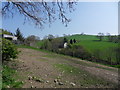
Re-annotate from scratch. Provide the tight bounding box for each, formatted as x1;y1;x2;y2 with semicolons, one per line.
9;48;118;88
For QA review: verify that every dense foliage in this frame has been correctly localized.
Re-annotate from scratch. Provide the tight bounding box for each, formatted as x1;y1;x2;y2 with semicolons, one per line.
2;39;18;62
40;38;64;52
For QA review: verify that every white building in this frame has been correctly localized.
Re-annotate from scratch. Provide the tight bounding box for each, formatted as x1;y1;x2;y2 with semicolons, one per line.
3;34;17;40
64;42;67;48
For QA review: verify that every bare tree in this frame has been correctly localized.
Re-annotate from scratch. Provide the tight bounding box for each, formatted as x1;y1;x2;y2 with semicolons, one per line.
15;28;24;42
97;32;104;41
2;0;77;28
47;34;54;41
25;35;39;46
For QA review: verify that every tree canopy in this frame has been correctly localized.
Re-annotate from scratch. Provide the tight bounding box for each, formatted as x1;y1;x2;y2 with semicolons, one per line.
2;0;77;28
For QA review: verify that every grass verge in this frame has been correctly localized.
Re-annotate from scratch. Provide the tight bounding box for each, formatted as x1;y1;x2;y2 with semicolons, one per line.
2;65;23;88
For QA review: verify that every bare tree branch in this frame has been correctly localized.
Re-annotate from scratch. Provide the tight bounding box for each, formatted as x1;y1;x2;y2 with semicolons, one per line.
2;1;77;28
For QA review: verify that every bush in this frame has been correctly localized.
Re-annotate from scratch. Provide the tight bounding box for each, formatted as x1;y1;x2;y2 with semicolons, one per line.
2;39;18;62
72;45;91;60
40;38;64;52
59;45;91;60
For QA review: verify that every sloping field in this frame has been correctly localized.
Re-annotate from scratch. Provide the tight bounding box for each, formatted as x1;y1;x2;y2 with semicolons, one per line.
66;35;99;41
66;35;118;63
7;47;118;88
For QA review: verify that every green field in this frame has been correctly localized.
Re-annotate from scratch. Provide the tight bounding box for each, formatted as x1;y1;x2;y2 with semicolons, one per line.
66;34;108;41
66;34;118;63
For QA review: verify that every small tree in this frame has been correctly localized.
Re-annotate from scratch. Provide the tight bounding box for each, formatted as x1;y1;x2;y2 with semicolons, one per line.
63;37;68;43
47;34;54;41
73;39;76;43
97;32;104;41
25;35;39;46
81;32;84;35
70;39;73;44
15;28;24;42
51;38;64;51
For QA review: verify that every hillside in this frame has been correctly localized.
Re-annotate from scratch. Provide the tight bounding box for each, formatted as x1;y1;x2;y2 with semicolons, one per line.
6;47;118;88
36;34;118;65
66;34;99;41
65;34;118;64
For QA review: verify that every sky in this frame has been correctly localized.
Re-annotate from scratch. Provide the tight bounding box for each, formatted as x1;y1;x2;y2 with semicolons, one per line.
1;2;118;39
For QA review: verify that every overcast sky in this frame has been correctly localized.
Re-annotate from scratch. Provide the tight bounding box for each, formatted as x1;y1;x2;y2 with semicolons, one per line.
1;2;118;39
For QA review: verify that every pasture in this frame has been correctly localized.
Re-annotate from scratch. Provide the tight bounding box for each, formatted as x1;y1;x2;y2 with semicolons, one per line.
66;35;118;63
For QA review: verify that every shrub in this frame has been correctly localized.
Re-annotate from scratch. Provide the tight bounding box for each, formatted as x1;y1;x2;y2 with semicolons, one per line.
2;39;18;62
72;45;91;59
59;45;91;60
40;38;64;52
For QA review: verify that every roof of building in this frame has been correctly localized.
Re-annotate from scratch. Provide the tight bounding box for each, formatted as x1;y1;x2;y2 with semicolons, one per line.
3;34;17;40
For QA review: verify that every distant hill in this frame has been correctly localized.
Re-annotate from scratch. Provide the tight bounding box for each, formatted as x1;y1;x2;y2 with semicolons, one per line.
65;34;110;41
66;34;98;41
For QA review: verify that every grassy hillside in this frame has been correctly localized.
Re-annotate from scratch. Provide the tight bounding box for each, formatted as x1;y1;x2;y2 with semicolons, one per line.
66;34;109;41
66;34;118;63
66;35;99;41
35;34;118;64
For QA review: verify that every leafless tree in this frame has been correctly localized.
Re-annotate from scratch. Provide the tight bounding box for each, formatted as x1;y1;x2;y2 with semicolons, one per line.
97;32;104;41
2;0;77;28
47;34;54;41
25;35;39;46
